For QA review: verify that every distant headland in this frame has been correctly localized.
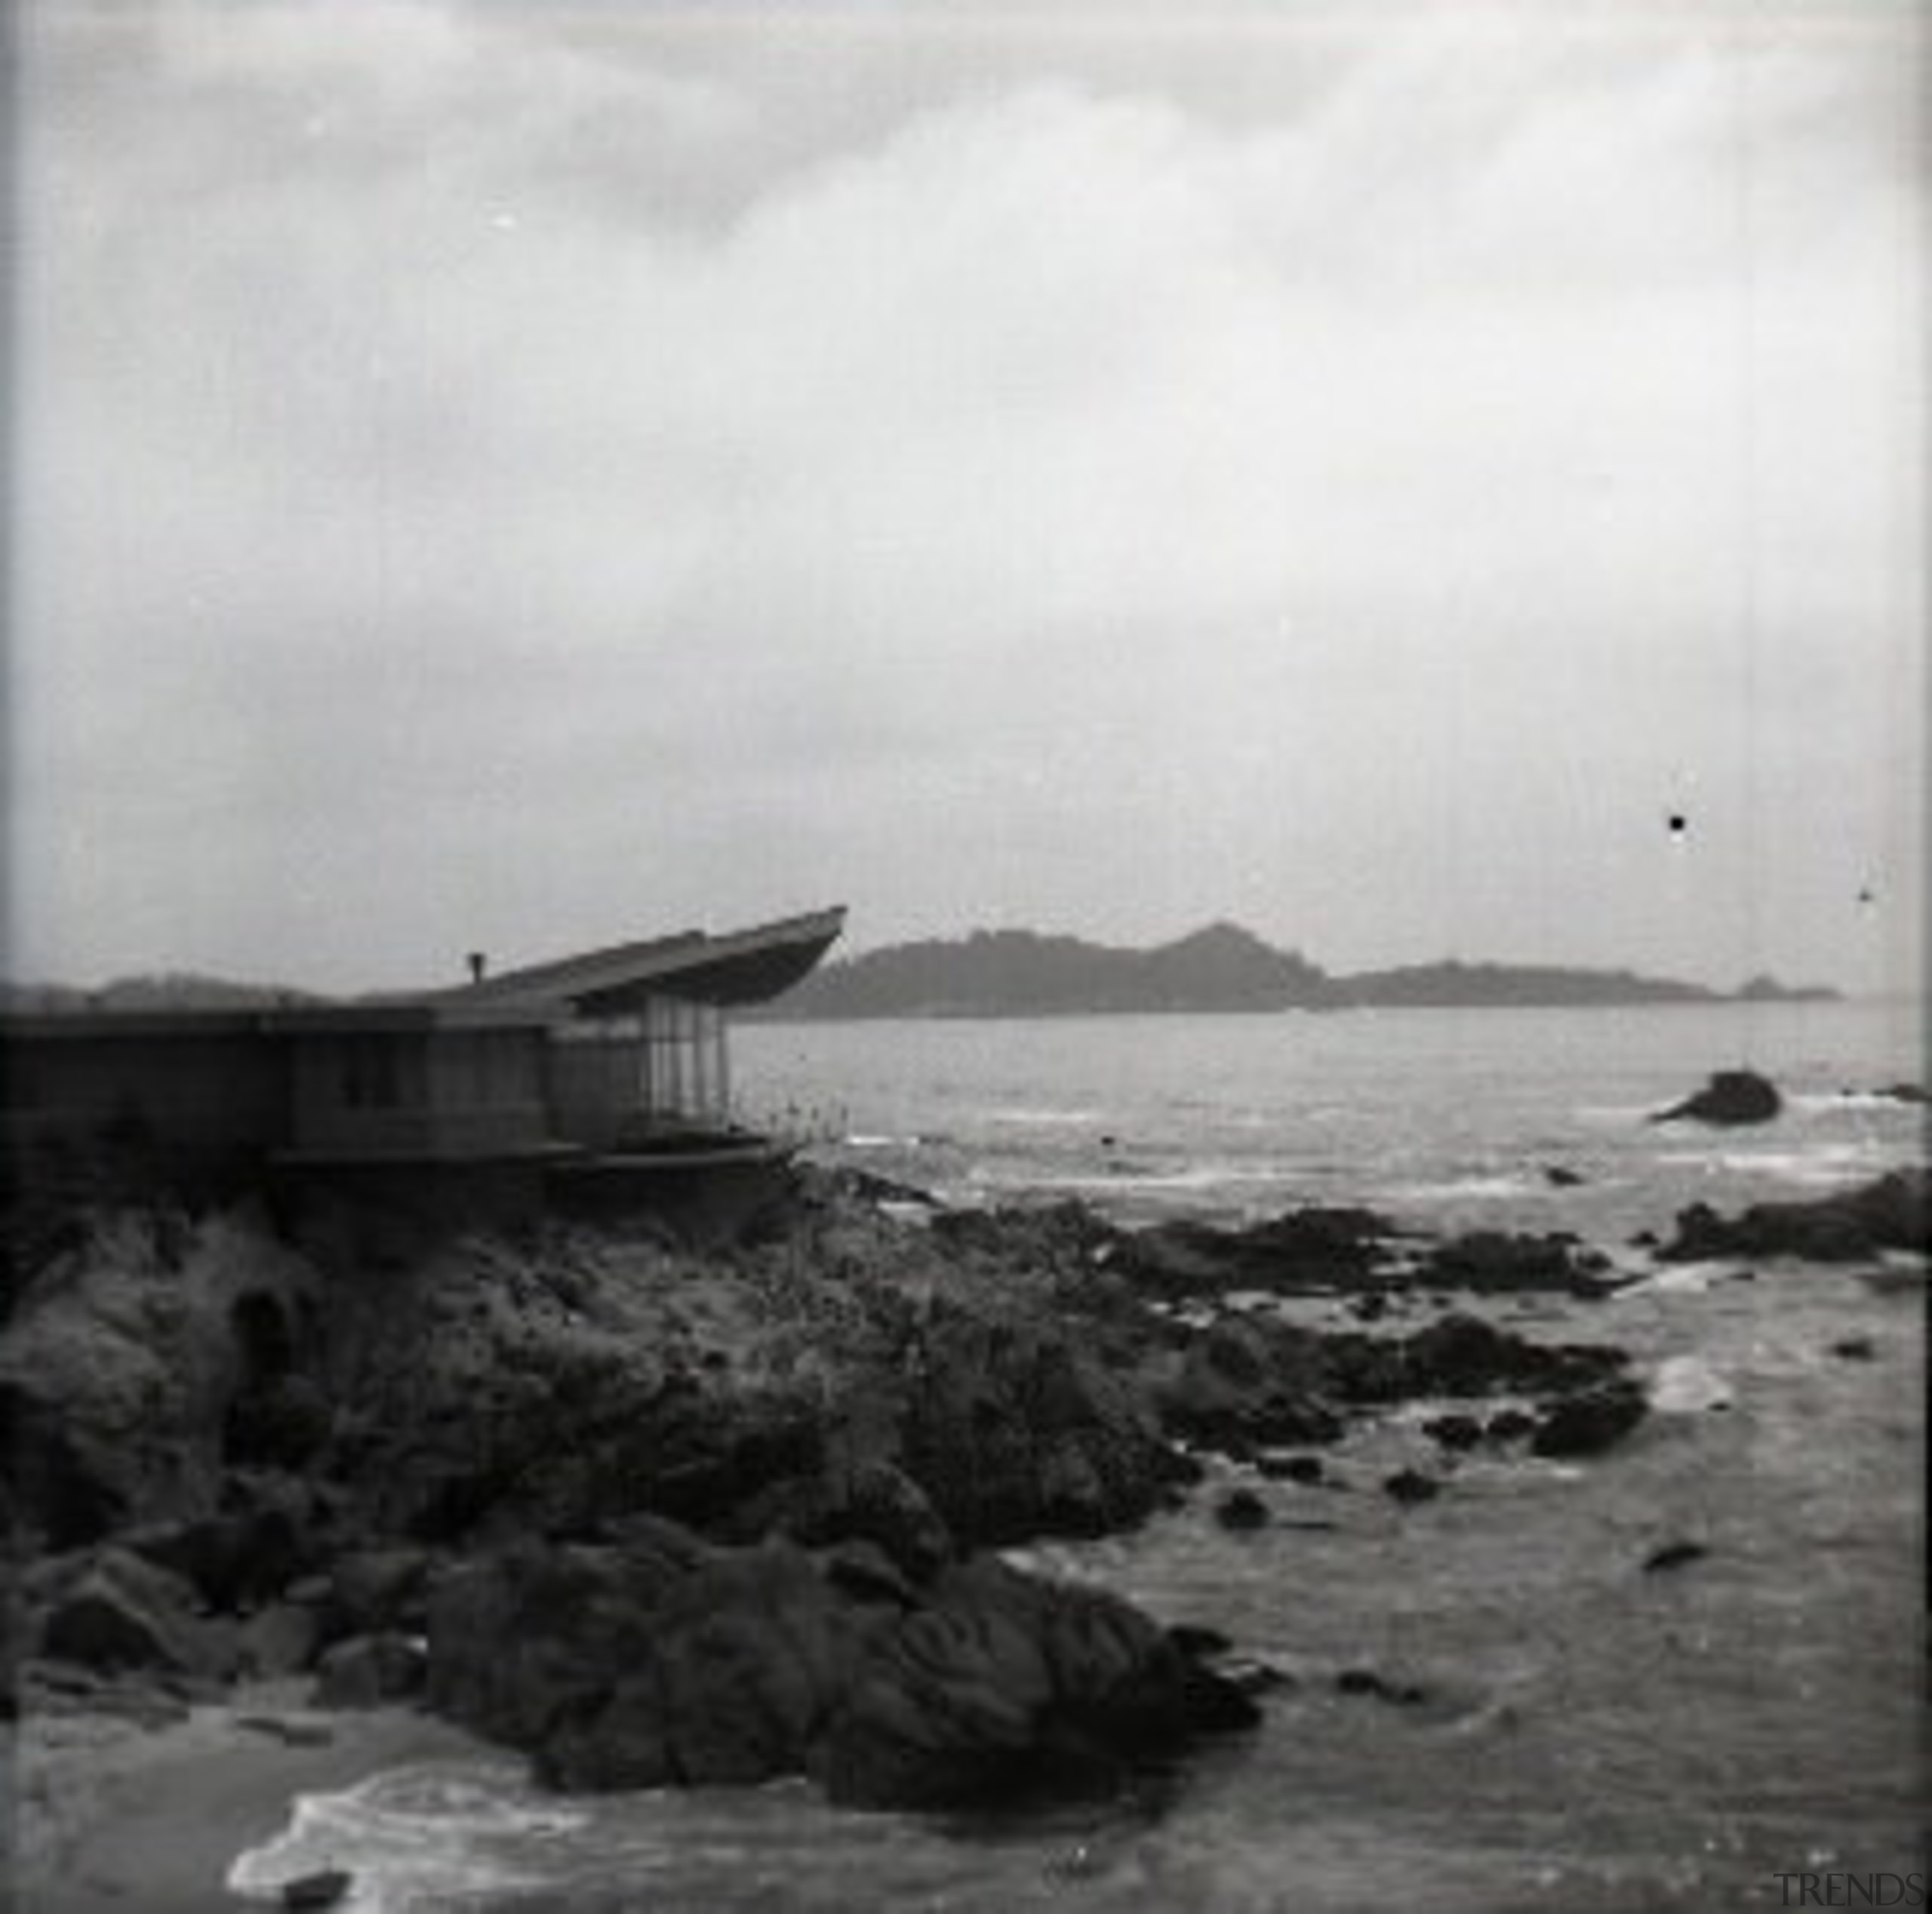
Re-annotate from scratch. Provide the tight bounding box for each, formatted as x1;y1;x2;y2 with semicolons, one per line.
2;929;1842;1022
752;922;1841;1020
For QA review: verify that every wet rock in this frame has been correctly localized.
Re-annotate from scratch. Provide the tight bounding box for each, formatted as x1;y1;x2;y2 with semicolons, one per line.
1382;1469;1440;1505
325;1546;435;1642
1118;1207;1401;1300
315;1631;426;1708
1484;1408;1539;1442
282;1869;354;1910
238;1601;322;1680
1422;1232;1618;1300
1258;1453;1325;1485
1529;1379;1649;1458
817;1556;1258;1811
428;1522;1255;1811
1327;1312;1626;1403
1659;1171;1928;1264
1642;1541;1709;1574
1423;1414;1485;1452
1651;1069;1782;1127
1829;1336;1877;1362
1214;1488;1269;1531
1335;1668;1427;1704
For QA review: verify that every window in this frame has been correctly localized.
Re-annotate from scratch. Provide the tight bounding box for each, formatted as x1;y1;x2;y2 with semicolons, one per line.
340;1035;402;1109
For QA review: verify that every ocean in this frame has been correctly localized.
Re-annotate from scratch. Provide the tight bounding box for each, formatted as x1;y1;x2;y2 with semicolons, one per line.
231;1000;1927;1912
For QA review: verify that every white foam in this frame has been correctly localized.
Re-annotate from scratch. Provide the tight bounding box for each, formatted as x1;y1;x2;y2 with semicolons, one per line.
1386;1174;1537;1202
227;1762;582;1910
1651;1353;1734;1412
1628;1260;1730;1295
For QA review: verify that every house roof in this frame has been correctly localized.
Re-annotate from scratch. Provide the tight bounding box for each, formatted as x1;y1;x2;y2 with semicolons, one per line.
433;906;848;1014
1;908;848;1039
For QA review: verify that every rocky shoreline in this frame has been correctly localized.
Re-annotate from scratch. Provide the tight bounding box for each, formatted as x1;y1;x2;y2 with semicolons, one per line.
5;1161;1925;1891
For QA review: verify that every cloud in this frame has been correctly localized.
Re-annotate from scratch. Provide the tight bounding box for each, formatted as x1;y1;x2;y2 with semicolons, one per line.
8;0;1921;990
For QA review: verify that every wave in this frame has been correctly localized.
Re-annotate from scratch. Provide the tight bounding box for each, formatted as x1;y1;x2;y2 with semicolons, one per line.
1651;1140;1903;1186
227;1761;579;1912
1650;1353;1734;1412
1383;1174;1540;1202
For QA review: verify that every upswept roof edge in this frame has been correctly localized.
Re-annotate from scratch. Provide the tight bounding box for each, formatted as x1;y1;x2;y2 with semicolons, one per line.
435;906;848;1012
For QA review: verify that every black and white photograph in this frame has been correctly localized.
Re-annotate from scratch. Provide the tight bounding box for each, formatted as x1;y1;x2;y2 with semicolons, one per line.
3;2;1925;1909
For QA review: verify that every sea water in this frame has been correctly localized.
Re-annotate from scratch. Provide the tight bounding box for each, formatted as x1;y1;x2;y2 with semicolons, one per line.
231;1001;1927;1911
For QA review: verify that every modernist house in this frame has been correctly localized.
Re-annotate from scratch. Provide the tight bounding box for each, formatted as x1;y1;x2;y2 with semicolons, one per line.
2;909;844;1222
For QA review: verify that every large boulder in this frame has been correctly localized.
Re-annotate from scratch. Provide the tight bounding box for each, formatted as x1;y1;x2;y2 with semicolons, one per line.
1660;1170;1929;1265
35;1545;238;1682
818;1556;1257;1809
1651;1069;1783;1127
425;1519;1255;1809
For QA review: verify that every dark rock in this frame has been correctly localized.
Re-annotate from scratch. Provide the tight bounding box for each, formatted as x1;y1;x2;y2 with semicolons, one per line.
896;1305;1191;1547
1382;1469;1440;1505
1118;1207;1401;1300
1334;1669;1426;1703
1659;1171;1928;1264
735;1458;953;1583
238;1602;321;1680
282;1870;354;1910
817;1556;1258;1811
1167;1623;1233;1658
1876;1082;1929;1105
1651;1069;1782;1127
224;1373;334;1470
1529;1379;1649;1458
1423;1414;1485;1452
1484;1408;1539;1442
1214;1488;1269;1531
125;1481;317;1615
1327;1312;1626;1403
0;1218;320;1552
315;1632;426;1709
1543;1165;1586;1187
1258;1453;1325;1485
1829;1337;1877;1362
1642;1541;1709;1574
36;1547;238;1682
1422;1232;1617;1299
325;1547;435;1642
426;1524;1256;1811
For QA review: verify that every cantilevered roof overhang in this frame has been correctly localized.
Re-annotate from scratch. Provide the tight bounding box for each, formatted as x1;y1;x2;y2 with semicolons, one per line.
434;907;847;1015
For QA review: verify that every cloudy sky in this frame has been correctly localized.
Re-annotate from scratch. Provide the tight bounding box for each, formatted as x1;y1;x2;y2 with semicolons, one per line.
8;0;1924;993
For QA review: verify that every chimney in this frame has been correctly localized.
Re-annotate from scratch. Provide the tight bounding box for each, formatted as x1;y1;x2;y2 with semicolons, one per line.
466;952;487;983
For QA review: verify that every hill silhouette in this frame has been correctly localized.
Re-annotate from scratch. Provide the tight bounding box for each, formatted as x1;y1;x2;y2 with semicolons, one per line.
761;925;1838;1020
